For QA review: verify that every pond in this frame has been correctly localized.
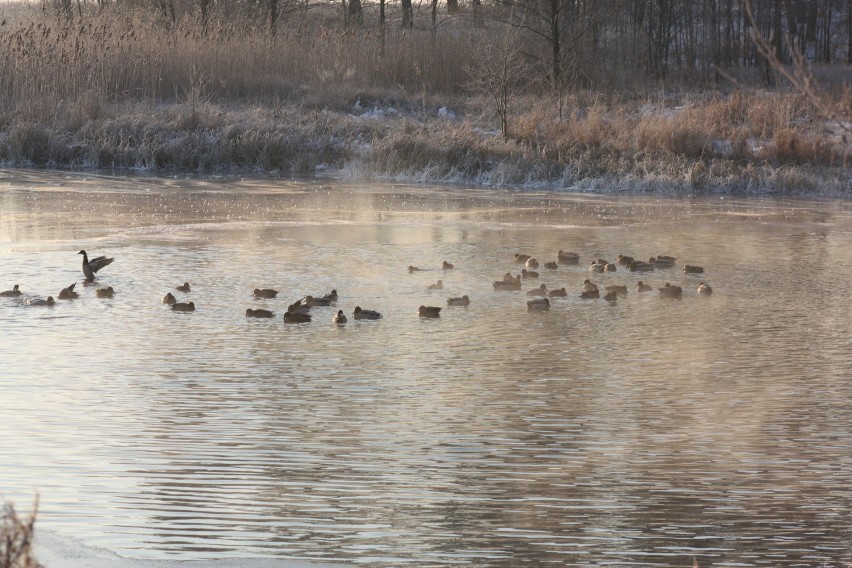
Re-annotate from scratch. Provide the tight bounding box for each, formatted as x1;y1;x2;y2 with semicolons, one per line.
2;169;852;567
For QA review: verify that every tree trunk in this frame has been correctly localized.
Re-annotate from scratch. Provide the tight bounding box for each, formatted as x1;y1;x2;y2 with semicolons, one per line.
269;0;278;35
447;0;458;14
349;0;363;26
401;0;413;28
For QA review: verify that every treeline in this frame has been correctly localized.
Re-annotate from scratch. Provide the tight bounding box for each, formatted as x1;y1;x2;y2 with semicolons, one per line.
39;0;852;91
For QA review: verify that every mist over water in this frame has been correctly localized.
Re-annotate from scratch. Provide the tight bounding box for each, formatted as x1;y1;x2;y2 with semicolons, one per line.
2;170;852;567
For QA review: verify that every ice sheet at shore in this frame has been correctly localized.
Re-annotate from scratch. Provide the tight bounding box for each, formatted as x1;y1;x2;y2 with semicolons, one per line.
35;529;351;568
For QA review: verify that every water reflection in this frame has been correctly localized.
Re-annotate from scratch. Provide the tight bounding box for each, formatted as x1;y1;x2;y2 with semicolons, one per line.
2;170;852;566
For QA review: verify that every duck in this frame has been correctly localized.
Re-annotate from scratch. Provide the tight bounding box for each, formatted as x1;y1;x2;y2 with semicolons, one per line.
605;285;628;296
521;269;539;279
322;289;339;302
58;282;79;300
408;265;422;273
176;282;191;293
629;260;654;272
96;286;115;299
333;310;347;323
503;272;516;281
253;288;278;299
246;308;274;318
442;261;454;270
162;292;177;304
527;298;550;311
78;250;114;282
25;296;55;306
544;261;558;270
582;279;598;292
525;258;539;269
418;305;442;318
684;265;705;274
447;295;470;306
580;289;600;299
284;311;311;323
353;306;382;320
588;261;605;273
548;287;567;297
603;291;618;303
427;280;444;290
493;276;521;291
514;253;531;264
697;282;713;295
557;250;580;264
288;301;311;315
658;283;683;299
604;263;617;272
636;281;653;293
303;295;332;307
651;256;676;269
526;284;548;296
616;254;634;266
0;284;22;297
172;301;196;312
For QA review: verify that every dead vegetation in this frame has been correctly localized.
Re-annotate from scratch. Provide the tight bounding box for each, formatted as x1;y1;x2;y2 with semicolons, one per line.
1;498;41;568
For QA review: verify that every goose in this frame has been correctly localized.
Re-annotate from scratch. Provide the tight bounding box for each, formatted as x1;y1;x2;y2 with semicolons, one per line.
246;308;274;318
526;284;548;296
162;292;177;304
527;298;550;311
603;291;618;303
172;301;196;312
418;305;441;318
684;265;705;274
636;281;653;293
442;261;454;270
427;280;444;290
58;282;79;300
557;250;580;264
658;283;683;299
284;311;311;323
514;253;531;264
176;282;191;293
78;250;114;281
353;306;382;320
253;288;278;299
697;282;713;295
543;261;558;270
333;310;347;323
96;286;115;298
548;287;567;297
26;296;55;306
0;284;22;297
447;295;470;306
521;269;539;279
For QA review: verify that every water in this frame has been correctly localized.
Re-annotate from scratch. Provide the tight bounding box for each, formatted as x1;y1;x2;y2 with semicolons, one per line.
2;169;852;567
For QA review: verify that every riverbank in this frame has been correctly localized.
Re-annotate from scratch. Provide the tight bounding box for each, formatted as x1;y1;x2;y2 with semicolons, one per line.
1;92;849;196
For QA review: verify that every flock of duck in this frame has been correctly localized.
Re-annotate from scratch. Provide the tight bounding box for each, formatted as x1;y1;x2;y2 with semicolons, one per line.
1;248;713;320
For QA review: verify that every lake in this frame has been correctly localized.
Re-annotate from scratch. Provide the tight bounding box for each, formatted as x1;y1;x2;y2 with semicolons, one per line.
2;169;852;567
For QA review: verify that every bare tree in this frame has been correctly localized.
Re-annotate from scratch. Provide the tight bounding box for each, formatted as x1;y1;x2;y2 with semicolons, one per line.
467;23;532;139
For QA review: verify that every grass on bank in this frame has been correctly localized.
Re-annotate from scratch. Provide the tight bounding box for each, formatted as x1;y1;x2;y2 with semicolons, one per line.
0;3;849;193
